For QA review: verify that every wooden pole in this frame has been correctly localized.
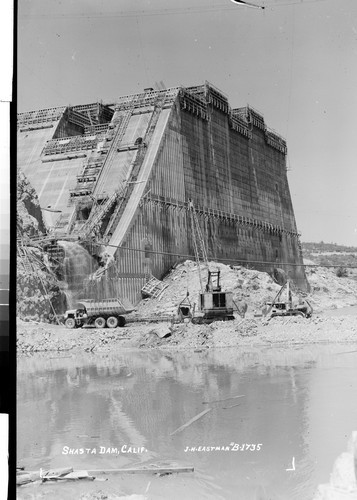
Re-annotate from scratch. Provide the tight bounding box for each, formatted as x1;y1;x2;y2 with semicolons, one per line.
87;465;194;475
170;408;211;436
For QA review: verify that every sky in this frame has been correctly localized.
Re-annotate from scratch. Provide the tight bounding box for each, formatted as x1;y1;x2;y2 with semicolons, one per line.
17;0;357;246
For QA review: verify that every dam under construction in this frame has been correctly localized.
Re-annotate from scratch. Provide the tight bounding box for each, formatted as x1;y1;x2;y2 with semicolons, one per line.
17;82;307;309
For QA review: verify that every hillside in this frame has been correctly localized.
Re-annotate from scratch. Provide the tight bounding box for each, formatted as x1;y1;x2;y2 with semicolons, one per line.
302;241;357;284
302;242;357;254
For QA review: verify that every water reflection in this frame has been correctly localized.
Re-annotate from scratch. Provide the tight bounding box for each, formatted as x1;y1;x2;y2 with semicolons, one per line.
17;344;357;499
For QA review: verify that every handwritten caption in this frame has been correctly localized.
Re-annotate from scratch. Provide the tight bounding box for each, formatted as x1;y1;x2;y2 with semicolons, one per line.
62;446;147;455
184;443;263;452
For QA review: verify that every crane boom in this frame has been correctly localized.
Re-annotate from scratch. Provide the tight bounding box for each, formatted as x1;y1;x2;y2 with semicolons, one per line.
188;200;209;293
180;200;235;324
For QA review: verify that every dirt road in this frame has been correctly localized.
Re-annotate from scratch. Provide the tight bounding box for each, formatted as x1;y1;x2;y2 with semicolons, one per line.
17;311;357;354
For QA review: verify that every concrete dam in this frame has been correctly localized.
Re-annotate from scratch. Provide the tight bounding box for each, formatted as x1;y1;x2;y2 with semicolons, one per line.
17;82;307;305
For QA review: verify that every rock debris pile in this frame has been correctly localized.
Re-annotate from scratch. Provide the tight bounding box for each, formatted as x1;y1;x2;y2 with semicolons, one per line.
135;260;283;319
135;259;357;319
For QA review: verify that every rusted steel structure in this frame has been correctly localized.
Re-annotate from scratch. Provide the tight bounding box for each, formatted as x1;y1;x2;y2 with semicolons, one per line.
17;82;307;304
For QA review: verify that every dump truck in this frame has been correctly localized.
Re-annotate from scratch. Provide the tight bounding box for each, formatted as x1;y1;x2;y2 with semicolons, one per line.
64;298;134;329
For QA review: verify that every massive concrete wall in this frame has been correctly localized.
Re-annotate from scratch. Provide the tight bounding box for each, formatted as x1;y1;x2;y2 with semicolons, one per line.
17;84;307;305
98;89;306;304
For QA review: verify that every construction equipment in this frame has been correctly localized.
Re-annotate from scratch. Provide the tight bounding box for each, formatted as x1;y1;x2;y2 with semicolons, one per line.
192;269;235;324
178;201;234;324
63;297;134;329
263;280;313;320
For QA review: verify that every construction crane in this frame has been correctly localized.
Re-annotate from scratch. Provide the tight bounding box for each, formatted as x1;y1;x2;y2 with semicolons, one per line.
188;200;209;294
188;200;223;294
178;201;235;324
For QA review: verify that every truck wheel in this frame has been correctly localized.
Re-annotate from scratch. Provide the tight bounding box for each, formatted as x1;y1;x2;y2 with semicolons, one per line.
65;318;76;329
118;316;126;327
94;317;106;329
107;316;118;328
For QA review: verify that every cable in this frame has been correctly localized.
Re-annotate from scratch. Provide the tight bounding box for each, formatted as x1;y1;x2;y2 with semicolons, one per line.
18;1;328;20
86;240;357;269
268;0;327;6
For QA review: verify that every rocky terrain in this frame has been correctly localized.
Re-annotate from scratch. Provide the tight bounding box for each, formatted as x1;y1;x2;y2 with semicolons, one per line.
17;171;66;323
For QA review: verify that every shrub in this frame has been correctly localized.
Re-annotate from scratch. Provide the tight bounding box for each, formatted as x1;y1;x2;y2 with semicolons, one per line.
336;266;348;278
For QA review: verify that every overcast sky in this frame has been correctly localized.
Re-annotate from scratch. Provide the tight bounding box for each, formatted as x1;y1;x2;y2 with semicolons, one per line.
17;0;357;246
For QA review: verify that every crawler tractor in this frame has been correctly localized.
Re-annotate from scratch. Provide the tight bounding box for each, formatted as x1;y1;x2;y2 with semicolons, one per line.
264;281;313;320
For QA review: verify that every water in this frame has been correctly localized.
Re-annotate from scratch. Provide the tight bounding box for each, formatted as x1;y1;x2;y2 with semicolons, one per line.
57;241;97;307
17;344;357;499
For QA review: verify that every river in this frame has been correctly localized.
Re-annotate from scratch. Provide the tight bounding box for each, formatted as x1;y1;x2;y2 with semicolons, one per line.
17;343;357;499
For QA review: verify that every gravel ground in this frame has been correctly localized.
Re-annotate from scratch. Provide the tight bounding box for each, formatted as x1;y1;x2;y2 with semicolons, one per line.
17;313;357;354
17;260;357;353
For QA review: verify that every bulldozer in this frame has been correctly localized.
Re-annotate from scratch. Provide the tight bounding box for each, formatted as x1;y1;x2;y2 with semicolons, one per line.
263;280;313;320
